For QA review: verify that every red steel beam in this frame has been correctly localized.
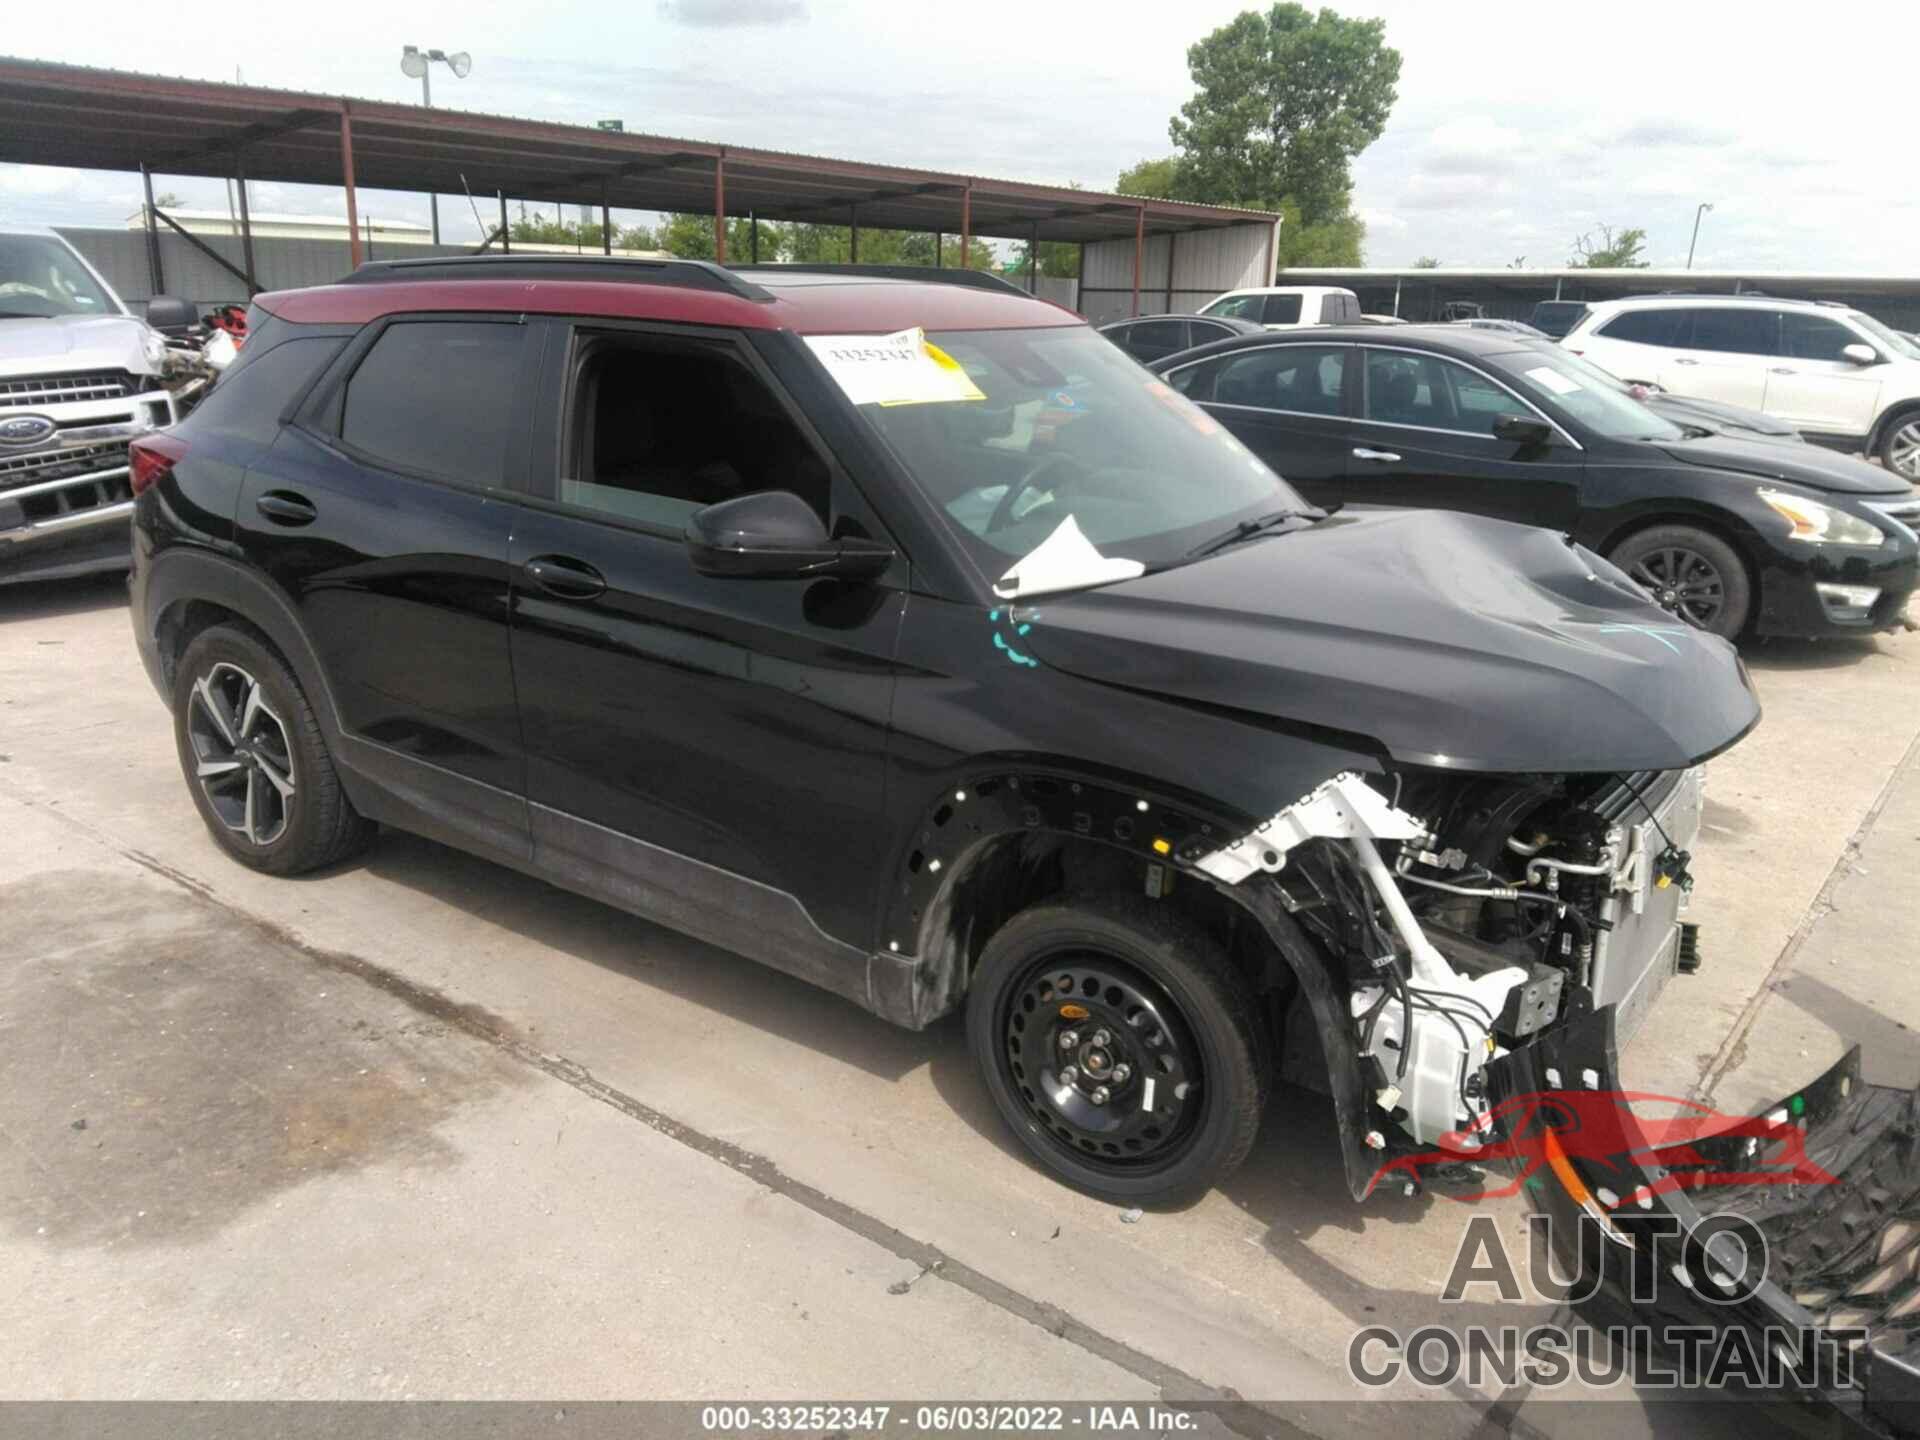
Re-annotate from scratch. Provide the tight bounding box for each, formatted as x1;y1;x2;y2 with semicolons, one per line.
340;103;361;269
959;184;971;269
1133;205;1145;317
714;151;726;265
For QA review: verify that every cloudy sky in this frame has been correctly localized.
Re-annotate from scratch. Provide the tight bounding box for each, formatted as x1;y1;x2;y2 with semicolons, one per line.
3;0;1915;271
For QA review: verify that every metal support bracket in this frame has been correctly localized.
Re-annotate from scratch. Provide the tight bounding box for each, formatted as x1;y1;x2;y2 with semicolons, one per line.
1193;772;1426;885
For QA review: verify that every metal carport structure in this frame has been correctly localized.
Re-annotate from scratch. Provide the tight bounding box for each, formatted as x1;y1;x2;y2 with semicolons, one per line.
0;58;1280;316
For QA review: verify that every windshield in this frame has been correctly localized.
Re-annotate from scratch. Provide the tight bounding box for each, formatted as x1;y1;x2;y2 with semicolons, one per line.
0;234;117;318
1845;311;1920;362
845;326;1308;584
1503;345;1684;442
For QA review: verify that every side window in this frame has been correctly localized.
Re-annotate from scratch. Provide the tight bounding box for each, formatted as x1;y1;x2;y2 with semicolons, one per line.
1364;351;1523;435
1780;312;1860;362
562;336;830;531
1205;295;1263;322
1597;309;1688;347
1189;320;1230;346
1164;359;1216;399
193;336;345;447
1213;345;1346;415
1126;320;1186;355
1262;294;1304;325
339;321;524;486
1686;308;1779;356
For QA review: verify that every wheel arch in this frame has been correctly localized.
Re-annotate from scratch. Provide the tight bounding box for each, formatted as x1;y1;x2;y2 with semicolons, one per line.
883;762;1377;1195
1867;397;1920;459
1593;505;1764;629
144;549;344;739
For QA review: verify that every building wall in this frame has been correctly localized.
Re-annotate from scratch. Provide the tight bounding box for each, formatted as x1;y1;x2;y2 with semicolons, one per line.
57;226;475;313
1078;222;1276;324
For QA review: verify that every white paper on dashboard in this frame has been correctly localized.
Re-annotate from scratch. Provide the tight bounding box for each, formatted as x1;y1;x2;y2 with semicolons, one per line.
1525;365;1581;396
992;515;1145;599
804;327;986;407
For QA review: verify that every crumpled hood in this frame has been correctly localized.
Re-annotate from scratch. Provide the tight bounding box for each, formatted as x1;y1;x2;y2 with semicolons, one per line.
0;314;153;377
1653;431;1905;496
1019;508;1760;774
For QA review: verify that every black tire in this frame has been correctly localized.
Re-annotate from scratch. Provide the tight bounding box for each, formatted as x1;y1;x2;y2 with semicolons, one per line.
966;896;1269;1205
1608;524;1752;640
1877;408;1920;484
172;624;374;876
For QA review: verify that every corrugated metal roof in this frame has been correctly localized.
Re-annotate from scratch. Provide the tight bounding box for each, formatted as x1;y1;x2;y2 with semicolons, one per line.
0;57;1280;245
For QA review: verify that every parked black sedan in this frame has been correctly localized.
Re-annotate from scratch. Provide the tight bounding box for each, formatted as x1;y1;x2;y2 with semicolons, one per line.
1099;312;1263;364
1148;325;1919;639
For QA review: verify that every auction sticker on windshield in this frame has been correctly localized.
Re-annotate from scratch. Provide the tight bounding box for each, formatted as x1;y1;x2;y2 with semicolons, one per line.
806;328;986;407
1526;365;1582;396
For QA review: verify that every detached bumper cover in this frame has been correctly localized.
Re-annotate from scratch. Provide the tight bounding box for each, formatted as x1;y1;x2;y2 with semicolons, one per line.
1499;1008;1920;1436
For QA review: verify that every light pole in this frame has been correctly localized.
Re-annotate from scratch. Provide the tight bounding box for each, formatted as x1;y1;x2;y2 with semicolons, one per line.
1686;201;1714;270
401;45;471;245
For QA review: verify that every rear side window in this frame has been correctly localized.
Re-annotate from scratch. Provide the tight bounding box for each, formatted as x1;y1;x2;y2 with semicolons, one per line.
1122;320;1186;354
1780;311;1860;362
1189;320;1235;345
1262;294;1304;325
339;320;525;487
1685;308;1779;356
1215;345;1346;415
1203;294;1264;322
1597;309;1689;347
187;335;344;447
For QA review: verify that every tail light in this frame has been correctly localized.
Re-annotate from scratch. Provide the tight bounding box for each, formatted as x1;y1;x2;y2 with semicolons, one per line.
129;433;189;496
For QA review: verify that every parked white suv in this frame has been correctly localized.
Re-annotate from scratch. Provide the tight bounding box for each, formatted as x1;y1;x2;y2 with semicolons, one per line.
1199;285;1362;329
1564;295;1920;480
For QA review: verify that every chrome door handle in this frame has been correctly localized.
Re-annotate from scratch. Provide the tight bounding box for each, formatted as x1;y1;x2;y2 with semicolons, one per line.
1769;366;1795;374
524;555;607;600
1352;447;1401;463
1672;357;1699;366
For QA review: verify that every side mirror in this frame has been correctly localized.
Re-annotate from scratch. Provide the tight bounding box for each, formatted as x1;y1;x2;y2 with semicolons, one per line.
1492;414;1553;446
1841;342;1880;367
144;294;198;335
686;490;894;581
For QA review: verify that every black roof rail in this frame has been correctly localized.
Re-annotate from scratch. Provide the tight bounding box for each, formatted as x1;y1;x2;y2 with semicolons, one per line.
338;254;775;302
730;262;1030;296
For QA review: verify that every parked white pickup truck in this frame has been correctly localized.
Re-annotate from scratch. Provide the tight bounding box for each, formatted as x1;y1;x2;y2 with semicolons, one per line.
0;227;197;585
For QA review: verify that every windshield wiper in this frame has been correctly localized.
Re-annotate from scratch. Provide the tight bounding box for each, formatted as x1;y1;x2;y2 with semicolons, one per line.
1181;507;1320;561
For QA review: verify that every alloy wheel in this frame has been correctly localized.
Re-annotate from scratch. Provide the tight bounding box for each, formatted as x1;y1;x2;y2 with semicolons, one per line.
1889;421;1920;482
186;661;297;847
1628;546;1725;629
1000;952;1204;1171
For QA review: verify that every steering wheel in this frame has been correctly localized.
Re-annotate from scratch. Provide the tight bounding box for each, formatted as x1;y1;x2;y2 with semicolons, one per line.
986;453;1085;535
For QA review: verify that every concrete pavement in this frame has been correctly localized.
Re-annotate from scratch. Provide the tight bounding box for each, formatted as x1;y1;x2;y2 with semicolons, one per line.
0;572;1915;1432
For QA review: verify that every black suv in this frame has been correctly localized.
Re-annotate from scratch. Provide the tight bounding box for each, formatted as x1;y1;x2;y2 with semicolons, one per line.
130;257;1758;1208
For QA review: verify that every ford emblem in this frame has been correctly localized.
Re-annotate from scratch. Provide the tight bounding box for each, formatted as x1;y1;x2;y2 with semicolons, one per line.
0;414;56;446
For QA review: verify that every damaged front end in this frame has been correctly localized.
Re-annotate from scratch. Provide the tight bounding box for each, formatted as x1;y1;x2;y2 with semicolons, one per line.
1193;763;1917;1432
1195;763;1708;1196
1503;1009;1920;1436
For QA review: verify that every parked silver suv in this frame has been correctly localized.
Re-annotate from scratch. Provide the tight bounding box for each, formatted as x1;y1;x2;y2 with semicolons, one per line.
0;227;186;584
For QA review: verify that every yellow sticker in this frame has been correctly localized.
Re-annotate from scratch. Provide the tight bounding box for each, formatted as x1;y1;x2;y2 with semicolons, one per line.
805;327;986;408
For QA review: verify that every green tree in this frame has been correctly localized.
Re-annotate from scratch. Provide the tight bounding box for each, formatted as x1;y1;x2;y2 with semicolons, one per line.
507;214;608;248
896;231;997;270
1165;4;1400;267
656;213;783;261
1115;156;1181;199
1570;224;1649;268
1412;255;1440;268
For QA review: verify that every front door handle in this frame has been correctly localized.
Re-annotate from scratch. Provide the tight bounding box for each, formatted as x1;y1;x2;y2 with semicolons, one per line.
524;555;607;600
1769;366;1795;375
1672;357;1700;366
1352;447;1401;463
255;491;317;526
